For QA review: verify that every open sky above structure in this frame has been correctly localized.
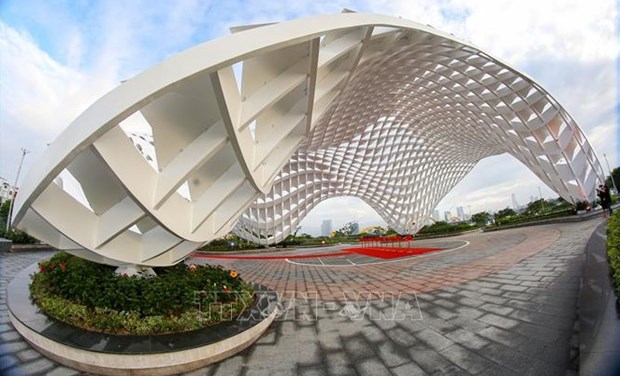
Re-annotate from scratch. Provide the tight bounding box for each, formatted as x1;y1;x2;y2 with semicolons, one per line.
1;0;617;235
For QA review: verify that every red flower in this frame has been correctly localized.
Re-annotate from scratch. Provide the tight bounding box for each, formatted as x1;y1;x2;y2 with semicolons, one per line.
39;264;46;273
59;263;66;272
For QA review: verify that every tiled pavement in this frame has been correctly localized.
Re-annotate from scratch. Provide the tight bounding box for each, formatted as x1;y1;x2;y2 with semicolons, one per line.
0;218;603;375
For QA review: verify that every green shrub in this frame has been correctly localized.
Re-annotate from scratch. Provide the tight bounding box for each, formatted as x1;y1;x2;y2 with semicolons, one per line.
574;200;590;211
0;200;38;244
0;228;38;244
607;211;620;297
417;222;476;235
30;252;254;335
494;208;575;226
198;238;265;252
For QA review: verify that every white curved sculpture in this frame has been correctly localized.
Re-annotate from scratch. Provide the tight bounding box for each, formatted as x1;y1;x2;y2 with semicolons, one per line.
13;12;604;265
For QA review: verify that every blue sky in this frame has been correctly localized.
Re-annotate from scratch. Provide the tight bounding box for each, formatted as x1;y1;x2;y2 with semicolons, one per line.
1;0;618;236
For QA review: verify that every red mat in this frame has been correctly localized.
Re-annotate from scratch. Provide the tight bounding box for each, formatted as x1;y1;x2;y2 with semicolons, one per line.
345;246;443;259
191;251;352;260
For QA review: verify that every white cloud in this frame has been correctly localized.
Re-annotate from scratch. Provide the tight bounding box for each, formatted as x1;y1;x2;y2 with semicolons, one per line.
0;22;107;182
436;154;559;214
0;0;217;183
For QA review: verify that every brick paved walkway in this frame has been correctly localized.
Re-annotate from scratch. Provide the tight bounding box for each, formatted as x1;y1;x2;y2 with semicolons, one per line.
0;218;602;375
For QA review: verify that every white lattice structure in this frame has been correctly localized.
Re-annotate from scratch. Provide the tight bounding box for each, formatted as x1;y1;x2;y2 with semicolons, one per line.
13;12;604;266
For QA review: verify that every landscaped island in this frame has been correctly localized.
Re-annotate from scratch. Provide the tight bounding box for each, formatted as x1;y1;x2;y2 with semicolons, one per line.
30;252;254;335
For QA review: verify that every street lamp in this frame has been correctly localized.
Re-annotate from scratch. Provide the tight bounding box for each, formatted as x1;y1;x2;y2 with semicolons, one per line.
5;148;30;232
538;186;546;213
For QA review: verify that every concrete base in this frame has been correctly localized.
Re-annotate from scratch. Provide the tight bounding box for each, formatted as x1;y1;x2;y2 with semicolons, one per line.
10;309;275;375
114;264;157;277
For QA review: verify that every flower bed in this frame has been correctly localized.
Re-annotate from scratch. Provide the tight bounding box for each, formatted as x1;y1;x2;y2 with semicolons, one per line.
29;252;254;335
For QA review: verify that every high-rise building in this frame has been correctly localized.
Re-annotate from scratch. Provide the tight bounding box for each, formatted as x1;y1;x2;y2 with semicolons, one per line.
0;181;12;203
432;210;440;221
456;206;465;221
511;193;519;210
321;220;332;237
444;211;451;222
350;221;359;235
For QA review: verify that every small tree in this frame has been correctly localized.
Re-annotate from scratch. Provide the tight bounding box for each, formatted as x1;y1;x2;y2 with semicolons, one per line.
0;199;38;243
574;200;590;211
331;229;345;238
386;227;398;236
359;225;387;236
0;199;10;226
552;196;574;210
524;199;546;216
495;207;517;220
470;212;490;226
606;167;620;193
332;221;359;237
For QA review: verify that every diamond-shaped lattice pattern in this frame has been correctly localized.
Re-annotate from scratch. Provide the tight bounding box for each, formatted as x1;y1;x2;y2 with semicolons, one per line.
13;13;604;265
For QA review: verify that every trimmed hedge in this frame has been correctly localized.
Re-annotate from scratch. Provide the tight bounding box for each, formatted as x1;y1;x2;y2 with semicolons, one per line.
494;208;576;226
0;228;38;244
30;252;254;335
417;222;476;235
607;211;620;297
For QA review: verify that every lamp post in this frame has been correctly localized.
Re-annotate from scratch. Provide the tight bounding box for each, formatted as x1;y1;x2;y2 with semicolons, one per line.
603;154;618;195
538;186;545;213
5;148;30;232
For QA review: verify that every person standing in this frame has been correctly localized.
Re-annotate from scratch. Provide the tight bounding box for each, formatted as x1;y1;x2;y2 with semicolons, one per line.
597;184;613;218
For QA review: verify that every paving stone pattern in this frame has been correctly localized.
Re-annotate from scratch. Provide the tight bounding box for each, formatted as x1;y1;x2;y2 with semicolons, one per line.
0;219;602;375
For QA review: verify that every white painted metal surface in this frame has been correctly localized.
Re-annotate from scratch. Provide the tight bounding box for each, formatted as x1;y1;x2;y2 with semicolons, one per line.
12;12;604;265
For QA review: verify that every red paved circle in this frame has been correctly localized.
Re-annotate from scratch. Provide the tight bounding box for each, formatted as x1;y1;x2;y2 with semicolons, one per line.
191;251;352;260
192;246;445;260
345;246;444;259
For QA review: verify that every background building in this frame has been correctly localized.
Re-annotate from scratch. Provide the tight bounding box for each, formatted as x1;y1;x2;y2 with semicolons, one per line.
456;206;465;221
511;193;519;210
0;181;12;203
350;221;359;235
321;220;332;237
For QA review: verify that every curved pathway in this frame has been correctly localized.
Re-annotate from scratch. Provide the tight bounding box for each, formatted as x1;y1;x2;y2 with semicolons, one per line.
194;227;560;301
0;218;603;375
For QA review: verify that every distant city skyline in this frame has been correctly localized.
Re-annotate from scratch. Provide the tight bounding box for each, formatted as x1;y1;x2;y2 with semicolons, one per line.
298;190;563;236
